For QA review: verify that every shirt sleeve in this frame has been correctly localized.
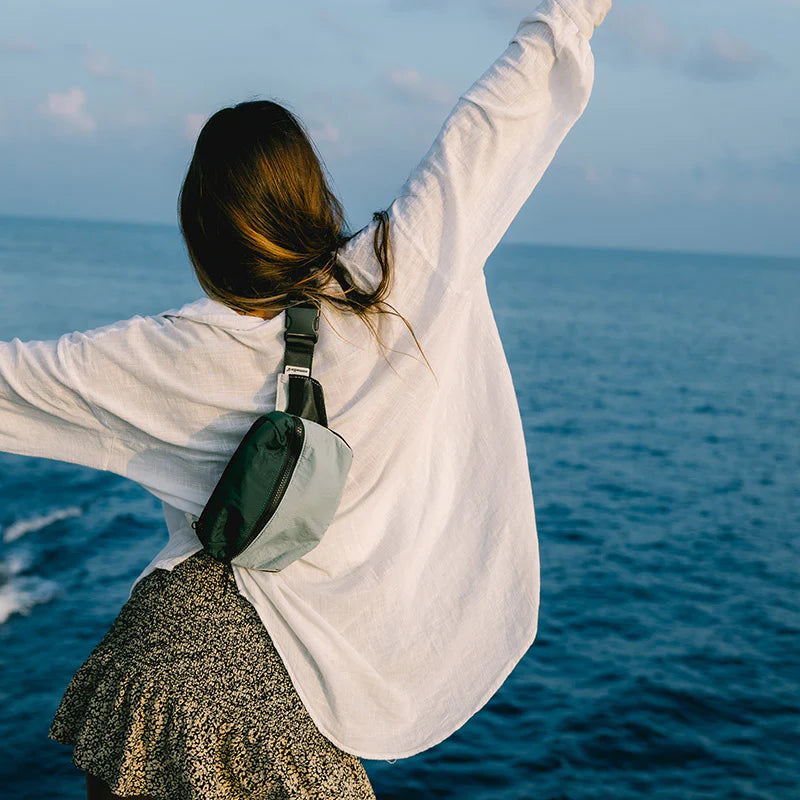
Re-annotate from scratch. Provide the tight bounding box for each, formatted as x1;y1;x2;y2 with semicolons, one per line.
0;313;201;475
386;0;611;295
0;312;265;511
0;332;117;471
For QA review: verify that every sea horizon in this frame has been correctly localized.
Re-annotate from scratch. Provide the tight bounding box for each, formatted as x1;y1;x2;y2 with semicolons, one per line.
2;211;798;264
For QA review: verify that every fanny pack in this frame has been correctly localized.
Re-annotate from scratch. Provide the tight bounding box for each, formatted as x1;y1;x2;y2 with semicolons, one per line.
190;300;353;572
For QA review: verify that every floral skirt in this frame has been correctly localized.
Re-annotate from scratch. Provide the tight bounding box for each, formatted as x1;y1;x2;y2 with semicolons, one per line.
48;551;376;800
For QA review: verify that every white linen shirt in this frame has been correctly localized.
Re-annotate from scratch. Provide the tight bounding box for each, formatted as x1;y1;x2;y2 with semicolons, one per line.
0;0;610;760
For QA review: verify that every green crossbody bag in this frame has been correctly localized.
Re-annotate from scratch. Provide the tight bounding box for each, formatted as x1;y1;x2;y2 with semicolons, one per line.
190;300;353;572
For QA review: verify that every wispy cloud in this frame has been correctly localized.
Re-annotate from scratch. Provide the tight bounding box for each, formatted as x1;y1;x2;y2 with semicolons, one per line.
38;87;96;134
308;119;340;143
385;1;772;84
0;36;37;53
384;68;453;106
604;5;682;67
683;31;770;82
83;47;156;93
606;5;772;82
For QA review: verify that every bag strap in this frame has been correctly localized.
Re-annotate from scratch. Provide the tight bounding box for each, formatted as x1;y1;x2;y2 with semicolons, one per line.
283;301;320;378
277;299;328;426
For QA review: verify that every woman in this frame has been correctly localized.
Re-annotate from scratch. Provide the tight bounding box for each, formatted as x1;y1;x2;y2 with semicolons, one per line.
2;0;610;797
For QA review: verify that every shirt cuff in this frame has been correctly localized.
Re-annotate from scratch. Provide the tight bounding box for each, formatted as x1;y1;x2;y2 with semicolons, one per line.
552;0;612;39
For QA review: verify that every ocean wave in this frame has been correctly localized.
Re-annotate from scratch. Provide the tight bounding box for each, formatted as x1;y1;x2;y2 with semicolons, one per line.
0;555;60;625
2;506;82;544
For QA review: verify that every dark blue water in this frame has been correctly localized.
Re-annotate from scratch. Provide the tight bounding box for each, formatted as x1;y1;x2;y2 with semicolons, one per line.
0;215;798;799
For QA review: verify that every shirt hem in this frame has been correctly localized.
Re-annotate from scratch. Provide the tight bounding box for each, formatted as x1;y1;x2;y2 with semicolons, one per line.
241;582;540;761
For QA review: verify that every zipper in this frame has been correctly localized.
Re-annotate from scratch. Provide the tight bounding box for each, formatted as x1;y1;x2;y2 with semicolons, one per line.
192;414;274;540
236;415;305;554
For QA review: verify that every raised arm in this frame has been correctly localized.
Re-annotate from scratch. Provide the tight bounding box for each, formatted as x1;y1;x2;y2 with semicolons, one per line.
386;0;611;294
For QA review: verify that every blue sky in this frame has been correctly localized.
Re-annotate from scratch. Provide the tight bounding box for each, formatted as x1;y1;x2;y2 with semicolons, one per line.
1;0;798;257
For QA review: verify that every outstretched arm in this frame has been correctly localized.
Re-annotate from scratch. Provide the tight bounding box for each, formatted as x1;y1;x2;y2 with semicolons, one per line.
0;313;267;512
387;0;611;294
0;332;116;470
0;314;190;475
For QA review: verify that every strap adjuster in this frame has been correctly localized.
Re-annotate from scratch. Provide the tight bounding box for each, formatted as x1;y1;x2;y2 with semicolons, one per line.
282;302;320;378
284;304;319;345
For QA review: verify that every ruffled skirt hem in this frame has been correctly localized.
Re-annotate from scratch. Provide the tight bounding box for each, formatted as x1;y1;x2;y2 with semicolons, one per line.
47;551;375;800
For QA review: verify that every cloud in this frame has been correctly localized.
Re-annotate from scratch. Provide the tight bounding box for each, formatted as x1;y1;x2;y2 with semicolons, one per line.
682;31;770;82
605;5;771;82
83;47;156;92
308;119;340;143
384;68;453;106
184;112;208;143
386;1;773;85
0;36;37;53
605;5;683;66
38;87;96;134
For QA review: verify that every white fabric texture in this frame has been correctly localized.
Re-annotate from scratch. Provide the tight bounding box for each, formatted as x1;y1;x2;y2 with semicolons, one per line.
0;0;610;759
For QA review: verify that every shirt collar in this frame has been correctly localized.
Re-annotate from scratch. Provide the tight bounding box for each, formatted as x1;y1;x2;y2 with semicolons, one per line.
162;297;285;331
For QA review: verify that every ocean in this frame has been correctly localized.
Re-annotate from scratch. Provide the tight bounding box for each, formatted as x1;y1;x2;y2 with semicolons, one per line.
0;214;797;799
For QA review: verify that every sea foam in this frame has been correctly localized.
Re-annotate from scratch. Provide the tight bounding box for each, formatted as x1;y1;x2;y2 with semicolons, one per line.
0;553;60;625
2;506;82;544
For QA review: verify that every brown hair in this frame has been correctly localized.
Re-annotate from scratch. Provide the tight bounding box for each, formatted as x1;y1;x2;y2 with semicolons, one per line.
177;99;431;375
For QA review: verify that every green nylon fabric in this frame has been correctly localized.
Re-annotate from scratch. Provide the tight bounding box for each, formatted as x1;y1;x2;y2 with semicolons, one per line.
198;411;300;561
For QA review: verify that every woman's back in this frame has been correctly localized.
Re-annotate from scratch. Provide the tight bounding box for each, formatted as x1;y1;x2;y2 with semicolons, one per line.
58;224;536;757
0;0;611;761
